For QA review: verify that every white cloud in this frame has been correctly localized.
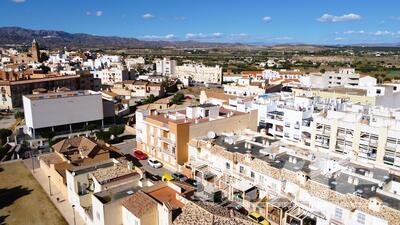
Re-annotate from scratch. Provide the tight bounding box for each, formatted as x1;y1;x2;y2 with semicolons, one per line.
230;33;248;37
337;30;397;36
273;36;292;40
11;0;25;3
142;34;176;40
143;13;155;19
390;16;400;21
317;13;361;23
86;11;103;17
373;30;395;36
334;37;346;41
262;16;272;22
185;32;223;39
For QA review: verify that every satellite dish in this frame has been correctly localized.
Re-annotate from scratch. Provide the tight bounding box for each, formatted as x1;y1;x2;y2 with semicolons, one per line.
224;136;234;145
207;131;216;139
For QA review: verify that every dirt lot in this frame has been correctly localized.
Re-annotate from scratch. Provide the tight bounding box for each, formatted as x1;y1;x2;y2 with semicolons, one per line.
0;161;67;225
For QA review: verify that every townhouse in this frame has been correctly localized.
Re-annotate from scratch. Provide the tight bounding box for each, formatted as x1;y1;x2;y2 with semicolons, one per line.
186;130;400;225
135;104;258;170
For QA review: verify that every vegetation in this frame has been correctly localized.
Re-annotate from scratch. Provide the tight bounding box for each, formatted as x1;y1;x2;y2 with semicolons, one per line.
143;94;157;104
109;124;125;137
40;129;56;145
95;130;111;141
170;92;185;105
14;111;24;120
0;128;12;145
84;123;98;133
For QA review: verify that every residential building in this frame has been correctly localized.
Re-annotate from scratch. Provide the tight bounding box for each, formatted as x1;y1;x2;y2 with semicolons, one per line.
156;58;176;76
324;68;360;87
135;104;258;170
292;85;400;108
0;74;100;109
186;130;400;225
174;64;222;84
93;68;129;85
122;181;195;225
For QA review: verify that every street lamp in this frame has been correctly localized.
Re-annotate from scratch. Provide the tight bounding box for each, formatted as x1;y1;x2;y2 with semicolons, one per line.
72;204;76;225
30;151;35;173
47;175;52;196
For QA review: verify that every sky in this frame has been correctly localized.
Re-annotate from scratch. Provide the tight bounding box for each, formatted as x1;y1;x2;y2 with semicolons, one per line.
1;0;400;45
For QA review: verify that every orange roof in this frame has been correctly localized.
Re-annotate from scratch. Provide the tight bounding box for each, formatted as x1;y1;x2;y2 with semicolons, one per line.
147;186;184;209
241;71;263;75
279;70;304;75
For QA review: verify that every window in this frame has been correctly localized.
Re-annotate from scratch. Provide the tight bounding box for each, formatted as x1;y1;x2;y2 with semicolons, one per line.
239;166;244;173
357;213;366;224
250;171;255;179
334;207;343;219
226;162;231;170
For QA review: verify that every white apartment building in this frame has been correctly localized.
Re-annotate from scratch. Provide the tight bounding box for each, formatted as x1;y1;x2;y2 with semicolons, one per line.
125;57;145;68
155;58;176;75
324;68;360;87
223;78;268;97
23;90;113;138
93;68;129;85
174;64;222;84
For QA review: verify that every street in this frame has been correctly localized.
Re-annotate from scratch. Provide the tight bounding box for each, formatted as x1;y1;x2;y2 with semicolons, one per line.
113;138;173;178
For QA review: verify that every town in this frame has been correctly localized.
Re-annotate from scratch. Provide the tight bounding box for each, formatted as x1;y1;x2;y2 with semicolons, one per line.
1;1;400;224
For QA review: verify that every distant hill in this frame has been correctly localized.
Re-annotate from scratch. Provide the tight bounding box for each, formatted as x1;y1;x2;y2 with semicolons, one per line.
0;27;236;49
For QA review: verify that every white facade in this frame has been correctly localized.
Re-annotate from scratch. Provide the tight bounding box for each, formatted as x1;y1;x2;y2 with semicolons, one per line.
93;68;129;85
324;68;360;87
155;58;176;76
23;90;104;137
175;64;222;84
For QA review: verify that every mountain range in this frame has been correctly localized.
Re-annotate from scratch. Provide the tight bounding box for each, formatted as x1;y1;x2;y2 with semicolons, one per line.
0;27;238;49
0;27;399;50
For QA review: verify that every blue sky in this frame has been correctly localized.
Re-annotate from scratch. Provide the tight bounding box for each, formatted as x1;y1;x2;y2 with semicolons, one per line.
1;0;400;44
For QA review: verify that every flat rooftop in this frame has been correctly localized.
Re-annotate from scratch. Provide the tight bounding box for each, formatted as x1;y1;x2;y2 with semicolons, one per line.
94;182;142;204
24;90;99;100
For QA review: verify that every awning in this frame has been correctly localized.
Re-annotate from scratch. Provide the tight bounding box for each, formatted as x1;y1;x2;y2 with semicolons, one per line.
232;179;255;192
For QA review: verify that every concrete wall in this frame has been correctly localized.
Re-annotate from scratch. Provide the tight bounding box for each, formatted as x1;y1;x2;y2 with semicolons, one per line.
23;92;104;129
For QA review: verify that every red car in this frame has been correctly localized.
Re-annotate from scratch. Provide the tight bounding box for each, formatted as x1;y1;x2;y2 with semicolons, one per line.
133;150;148;160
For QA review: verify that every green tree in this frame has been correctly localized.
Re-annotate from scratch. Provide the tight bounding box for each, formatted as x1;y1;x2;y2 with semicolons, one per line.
0;128;12;145
109;125;125;137
38;64;51;74
40;129;56;145
95;130;111;141
14;111;24;120
143;94;156;104
319;68;326;73
170;92;184;105
84;123;98;133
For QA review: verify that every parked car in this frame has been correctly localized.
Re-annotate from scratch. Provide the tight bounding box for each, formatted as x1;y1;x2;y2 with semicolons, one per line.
144;171;161;181
147;158;163;168
133;150;148;160
185;178;198;188
247;212;270;225
203;171;215;181
162;173;174;181
226;202;248;216
172;172;187;181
